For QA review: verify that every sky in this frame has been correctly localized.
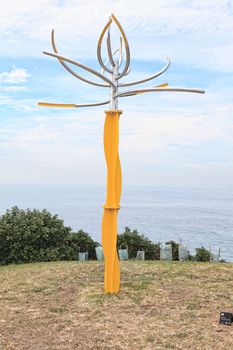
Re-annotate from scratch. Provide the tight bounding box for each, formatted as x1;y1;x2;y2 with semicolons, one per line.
0;0;233;188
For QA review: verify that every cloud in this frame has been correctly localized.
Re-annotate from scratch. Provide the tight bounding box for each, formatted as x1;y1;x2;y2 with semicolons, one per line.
1;103;232;187
0;67;30;84
121;109;233;154
0;66;31;111
0;1;232;72
0;1;232;187
0;86;27;92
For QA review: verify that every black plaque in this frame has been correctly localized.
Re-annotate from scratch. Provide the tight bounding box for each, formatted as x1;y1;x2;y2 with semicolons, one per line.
219;312;232;325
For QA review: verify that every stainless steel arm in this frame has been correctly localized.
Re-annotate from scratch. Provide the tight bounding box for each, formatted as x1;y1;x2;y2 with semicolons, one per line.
107;29;115;67
43;51;116;91
38;100;110;108
51;29;109;88
125;66;131;76
118;37;123;67
101;48;119;75
97;18;113;74
74;100;110;107
115;87;205;98
119;58;171;87
111;14;130;79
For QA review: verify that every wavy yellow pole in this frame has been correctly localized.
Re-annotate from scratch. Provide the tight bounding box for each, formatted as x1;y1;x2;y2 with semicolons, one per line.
102;110;122;294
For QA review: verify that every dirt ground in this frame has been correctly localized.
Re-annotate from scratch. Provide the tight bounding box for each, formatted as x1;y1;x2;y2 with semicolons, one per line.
0;261;233;350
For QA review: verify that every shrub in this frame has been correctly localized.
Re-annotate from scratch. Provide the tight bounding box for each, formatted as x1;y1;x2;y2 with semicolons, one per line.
117;227;160;260
0;207;76;265
71;230;99;259
195;246;211;262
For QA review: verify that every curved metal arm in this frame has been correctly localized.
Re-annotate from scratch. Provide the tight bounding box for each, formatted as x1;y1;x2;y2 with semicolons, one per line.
119;58;171;87
120;83;169;96
107;28;115;67
51;30;109;88
38;100;110;108
115;87;205;98
43;51;116;91
125;66;131;76
97;18;113;74
101;48;119;75
118;37;123;67
97;14;130;79
111;14;130;80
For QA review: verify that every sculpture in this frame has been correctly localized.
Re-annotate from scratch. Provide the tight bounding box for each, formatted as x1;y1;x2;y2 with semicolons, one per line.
38;14;205;294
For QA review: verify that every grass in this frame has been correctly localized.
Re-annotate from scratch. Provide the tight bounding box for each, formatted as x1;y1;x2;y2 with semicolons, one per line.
0;261;233;349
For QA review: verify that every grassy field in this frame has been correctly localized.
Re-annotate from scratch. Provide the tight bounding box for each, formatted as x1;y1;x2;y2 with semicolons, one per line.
0;261;233;350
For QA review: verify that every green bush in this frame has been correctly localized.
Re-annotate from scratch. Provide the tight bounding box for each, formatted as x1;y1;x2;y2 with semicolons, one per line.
0;207;76;265
195;246;211;262
71;230;99;259
117;227;160;260
0;206;221;265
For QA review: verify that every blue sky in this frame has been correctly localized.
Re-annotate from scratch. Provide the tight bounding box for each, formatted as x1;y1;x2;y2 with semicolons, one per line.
0;0;233;188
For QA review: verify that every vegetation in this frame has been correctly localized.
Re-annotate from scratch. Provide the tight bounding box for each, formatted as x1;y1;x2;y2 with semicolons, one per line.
0;207;100;265
71;229;99;260
0;207;219;265
117;226;160;260
195;246;211;262
0;207;76;265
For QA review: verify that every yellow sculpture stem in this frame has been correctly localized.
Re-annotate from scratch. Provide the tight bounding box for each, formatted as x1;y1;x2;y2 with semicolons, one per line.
102;110;122;294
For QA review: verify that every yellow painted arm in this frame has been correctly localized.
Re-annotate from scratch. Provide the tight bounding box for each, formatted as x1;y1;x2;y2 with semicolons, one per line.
38;102;76;108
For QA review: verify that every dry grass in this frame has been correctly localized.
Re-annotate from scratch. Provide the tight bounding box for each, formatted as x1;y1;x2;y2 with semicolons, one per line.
0;261;233;350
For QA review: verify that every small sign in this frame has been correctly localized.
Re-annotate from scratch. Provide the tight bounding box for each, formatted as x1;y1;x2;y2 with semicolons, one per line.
219;312;232;325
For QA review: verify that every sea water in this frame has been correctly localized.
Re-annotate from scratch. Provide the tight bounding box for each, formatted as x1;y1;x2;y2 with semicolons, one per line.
0;185;232;261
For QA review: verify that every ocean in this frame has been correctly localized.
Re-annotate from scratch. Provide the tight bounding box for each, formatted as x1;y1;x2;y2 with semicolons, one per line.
0;185;232;261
